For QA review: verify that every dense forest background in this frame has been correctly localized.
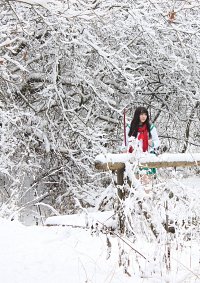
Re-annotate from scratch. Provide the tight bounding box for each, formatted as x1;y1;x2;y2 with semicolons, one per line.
0;0;200;223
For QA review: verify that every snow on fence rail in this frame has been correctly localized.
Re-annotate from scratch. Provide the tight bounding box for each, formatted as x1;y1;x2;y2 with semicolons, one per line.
95;152;200;170
95;152;200;233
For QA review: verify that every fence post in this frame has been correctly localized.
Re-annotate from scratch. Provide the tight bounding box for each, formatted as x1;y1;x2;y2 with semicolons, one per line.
117;168;125;198
117;168;125;234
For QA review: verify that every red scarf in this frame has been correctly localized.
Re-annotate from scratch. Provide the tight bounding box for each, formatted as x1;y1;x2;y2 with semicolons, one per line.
138;124;149;152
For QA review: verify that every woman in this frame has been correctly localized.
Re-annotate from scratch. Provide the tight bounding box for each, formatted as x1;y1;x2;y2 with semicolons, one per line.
127;106;160;156
126;107;160;189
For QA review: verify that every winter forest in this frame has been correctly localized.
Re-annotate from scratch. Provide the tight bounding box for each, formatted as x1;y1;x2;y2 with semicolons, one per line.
0;0;200;282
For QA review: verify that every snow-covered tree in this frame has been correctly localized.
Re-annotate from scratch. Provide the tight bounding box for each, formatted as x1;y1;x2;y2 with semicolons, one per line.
0;0;200;221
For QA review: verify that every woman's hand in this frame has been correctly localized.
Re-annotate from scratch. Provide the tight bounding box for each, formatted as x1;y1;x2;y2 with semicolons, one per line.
148;139;153;146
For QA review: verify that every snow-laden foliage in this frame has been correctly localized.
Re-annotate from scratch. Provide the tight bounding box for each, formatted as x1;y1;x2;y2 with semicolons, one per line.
91;164;200;279
0;0;200;220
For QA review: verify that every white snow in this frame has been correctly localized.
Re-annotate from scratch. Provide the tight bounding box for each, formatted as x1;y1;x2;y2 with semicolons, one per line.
95;153;132;164
45;210;115;228
0;217;138;283
95;152;200;165
139;152;200;163
17;0;56;6
0;204;200;283
1;176;200;283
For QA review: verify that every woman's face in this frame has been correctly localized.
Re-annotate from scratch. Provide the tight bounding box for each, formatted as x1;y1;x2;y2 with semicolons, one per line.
139;113;147;123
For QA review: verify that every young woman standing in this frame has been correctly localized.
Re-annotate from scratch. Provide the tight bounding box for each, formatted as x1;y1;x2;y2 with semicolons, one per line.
126;106;160;190
128;106;160;155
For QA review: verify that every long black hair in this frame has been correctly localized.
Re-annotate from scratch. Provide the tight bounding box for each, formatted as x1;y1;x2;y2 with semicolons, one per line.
128;106;151;138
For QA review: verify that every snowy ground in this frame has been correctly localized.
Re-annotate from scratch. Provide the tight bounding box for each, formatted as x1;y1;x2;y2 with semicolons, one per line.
0;218;136;283
0;177;200;283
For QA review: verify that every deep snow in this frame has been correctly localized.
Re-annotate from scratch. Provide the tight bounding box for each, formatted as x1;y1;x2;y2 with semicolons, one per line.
0;177;200;283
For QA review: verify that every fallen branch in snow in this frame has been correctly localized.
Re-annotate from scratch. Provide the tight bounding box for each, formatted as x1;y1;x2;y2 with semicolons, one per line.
95;219;148;261
45;223;87;229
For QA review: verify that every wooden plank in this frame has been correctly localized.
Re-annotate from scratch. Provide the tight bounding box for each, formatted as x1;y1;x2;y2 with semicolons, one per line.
95;162;125;171
139;160;200;168
95;154;200;170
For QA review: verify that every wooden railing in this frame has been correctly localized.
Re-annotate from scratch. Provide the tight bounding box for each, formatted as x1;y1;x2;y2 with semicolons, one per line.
95;152;200;171
95;152;200;198
95;152;200;234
